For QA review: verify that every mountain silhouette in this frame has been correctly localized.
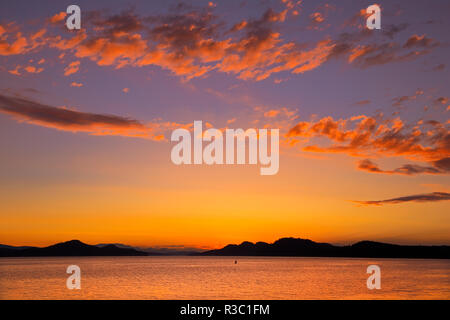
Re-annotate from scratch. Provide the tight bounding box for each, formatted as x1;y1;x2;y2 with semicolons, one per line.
2;238;449;258
0;240;149;257
200;237;450;259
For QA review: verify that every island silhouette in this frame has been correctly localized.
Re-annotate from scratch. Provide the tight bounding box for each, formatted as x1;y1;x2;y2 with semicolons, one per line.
0;238;449;259
200;238;450;259
0;240;148;257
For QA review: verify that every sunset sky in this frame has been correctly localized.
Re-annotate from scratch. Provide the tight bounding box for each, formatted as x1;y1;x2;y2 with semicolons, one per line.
0;0;449;249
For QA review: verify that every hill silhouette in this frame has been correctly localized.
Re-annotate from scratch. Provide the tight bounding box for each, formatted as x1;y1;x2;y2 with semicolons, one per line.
0;240;149;257
200;237;450;259
1;238;449;258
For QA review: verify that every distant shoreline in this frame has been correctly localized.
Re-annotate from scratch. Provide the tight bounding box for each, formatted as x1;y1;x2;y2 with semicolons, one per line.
1;238;449;259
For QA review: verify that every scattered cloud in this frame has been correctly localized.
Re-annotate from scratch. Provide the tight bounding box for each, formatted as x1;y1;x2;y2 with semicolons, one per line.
287;114;450;175
8;65;21;75
0;26;47;56
0;31;29;56
24;66;44;74
264;110;281;118
355;100;371;106
70;82;83;87
392;89;424;107
433;64;445;71
434;97;448;106
403;34;439;49
50;12;66;23
0;6;444;82
274;77;288;84
328;29;441;69
64;61;80;76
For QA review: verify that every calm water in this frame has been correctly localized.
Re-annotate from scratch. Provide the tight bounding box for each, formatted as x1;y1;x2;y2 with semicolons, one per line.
0;256;449;299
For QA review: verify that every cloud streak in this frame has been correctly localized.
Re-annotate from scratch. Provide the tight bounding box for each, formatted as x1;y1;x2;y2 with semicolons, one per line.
357;158;449;175
0;94;164;140
353;192;450;206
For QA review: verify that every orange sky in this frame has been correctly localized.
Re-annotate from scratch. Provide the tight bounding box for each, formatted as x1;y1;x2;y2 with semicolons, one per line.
0;0;449;248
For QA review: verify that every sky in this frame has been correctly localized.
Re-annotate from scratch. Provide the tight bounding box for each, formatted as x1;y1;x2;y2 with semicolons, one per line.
0;0;449;249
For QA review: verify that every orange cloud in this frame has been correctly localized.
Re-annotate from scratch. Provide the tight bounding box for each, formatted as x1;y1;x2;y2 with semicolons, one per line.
310;12;324;23
0;25;47;56
50;31;87;50
75;34;148;68
24;66;44;74
0;31;28;55
287;114;450;175
64;61;80;76
8;65;21;75
70;82;83;87
264;110;280;118
41;8;333;81
50;12;66;23
0;8;442;82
